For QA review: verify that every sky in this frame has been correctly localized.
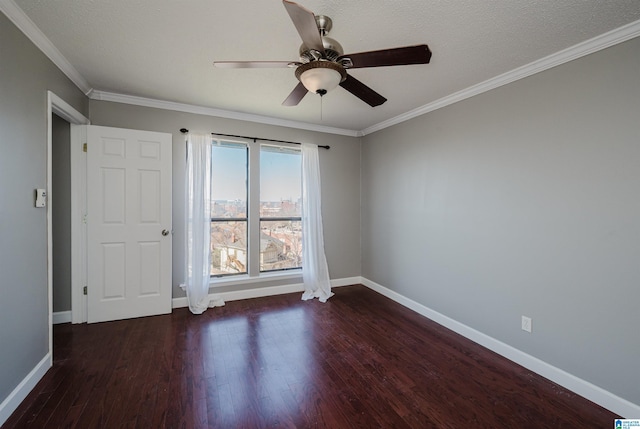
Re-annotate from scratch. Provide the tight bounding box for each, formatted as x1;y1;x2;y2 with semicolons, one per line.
211;144;301;202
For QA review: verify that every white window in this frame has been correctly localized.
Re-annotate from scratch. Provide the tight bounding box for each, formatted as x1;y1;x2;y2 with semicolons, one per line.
210;141;247;276
209;140;302;278
260;145;302;272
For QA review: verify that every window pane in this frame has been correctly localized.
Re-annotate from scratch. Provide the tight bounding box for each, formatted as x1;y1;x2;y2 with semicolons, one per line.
260;145;302;273
212;142;247;219
211;141;247;278
260;220;302;271
260;146;301;217
211;220;247;276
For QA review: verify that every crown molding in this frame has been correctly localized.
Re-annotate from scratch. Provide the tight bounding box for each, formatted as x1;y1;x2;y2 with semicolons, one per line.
4;0;638;138
88;90;361;137
361;18;640;136
0;0;92;95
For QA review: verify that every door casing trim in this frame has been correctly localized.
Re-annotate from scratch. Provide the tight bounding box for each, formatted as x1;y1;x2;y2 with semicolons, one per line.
47;91;90;355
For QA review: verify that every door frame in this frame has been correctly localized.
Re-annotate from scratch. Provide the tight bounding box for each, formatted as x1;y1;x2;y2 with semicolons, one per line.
47;91;90;360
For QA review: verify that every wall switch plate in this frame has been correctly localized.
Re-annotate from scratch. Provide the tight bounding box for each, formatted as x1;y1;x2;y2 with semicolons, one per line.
521;315;532;333
35;188;47;207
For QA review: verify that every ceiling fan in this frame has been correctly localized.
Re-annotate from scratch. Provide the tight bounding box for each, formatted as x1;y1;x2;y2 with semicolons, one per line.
213;0;432;107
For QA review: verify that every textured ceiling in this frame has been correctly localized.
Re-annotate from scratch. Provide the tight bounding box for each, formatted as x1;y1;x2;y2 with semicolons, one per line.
11;0;640;133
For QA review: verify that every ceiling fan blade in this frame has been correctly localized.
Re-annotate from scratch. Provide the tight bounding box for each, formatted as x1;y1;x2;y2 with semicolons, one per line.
340;44;432;69
339;74;387;107
282;0;325;54
213;61;298;69
282;82;308;106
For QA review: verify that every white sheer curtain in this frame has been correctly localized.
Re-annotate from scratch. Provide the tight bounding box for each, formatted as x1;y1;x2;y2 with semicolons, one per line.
301;143;333;302
186;133;224;314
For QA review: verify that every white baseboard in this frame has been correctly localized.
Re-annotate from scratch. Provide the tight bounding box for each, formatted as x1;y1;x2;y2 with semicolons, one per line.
172;276;356;309
331;276;363;288
360;277;640;418
0;354;51;426
52;310;72;324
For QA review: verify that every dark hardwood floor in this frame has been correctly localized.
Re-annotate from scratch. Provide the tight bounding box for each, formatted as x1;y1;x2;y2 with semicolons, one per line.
4;285;617;428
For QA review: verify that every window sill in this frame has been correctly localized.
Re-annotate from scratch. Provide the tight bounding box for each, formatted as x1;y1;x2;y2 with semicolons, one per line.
179;270;302;291
208;270;302;288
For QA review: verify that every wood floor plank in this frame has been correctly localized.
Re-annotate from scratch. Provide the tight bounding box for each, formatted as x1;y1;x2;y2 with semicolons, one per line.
3;285;619;428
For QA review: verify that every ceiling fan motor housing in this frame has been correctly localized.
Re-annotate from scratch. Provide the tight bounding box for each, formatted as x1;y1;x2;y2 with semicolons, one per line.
299;40;343;62
298;15;344;63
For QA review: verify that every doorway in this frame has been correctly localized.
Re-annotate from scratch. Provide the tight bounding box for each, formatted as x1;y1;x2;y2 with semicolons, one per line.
46;91;90;361
51;114;72;324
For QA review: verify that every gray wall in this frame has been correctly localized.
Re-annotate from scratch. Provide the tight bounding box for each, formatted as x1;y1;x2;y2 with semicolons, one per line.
361;36;640;405
3;0;637;414
52;114;72;312
0;13;88;406
89;101;362;298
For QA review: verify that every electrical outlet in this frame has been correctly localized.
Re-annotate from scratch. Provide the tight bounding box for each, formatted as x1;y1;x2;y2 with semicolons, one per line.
521;316;532;333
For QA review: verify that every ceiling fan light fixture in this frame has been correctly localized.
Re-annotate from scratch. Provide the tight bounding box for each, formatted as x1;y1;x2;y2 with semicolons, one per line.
295;61;346;95
300;68;341;94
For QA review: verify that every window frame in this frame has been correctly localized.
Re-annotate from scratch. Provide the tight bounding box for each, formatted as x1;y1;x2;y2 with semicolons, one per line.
210;141;249;278
209;138;303;286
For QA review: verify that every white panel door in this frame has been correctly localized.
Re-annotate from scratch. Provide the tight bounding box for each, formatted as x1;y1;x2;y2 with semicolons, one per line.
86;125;172;323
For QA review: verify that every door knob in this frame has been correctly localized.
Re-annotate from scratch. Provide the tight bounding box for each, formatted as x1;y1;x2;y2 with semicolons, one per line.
162;229;170;236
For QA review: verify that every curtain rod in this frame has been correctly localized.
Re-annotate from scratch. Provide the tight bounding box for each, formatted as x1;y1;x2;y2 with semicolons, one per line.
179;128;329;150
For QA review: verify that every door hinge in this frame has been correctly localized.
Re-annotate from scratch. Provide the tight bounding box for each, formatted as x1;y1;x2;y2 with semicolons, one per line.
83;143;87;152
83;286;87;295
